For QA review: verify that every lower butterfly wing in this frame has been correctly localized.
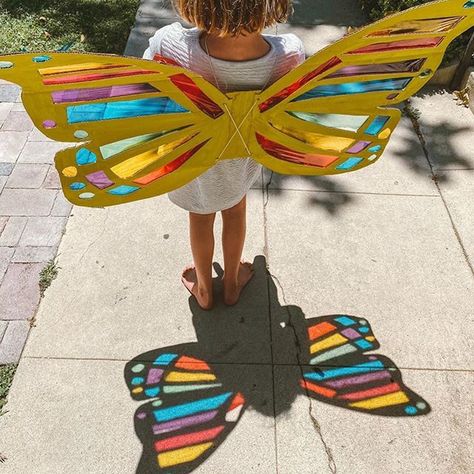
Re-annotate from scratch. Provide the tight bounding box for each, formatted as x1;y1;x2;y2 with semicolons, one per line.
298;315;430;416
125;348;246;473
249;0;473;175
0;52;231;206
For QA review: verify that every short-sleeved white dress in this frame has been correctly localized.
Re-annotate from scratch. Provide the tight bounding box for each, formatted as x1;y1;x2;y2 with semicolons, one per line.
143;22;305;214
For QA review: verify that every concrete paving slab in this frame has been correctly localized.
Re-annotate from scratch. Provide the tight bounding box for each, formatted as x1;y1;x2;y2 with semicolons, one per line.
19;216;67;247
12;246;57;264
6;163;49;189
2;110;34;132
264;190;474;370
0;245;14;279
263;117;437;199
0;176;5;194
0;262;42;321
0;320;29;364
0;358;277;473
0;131;29;163
18;141;66;164
437;170;474;265
410;89;474;171
0;216;27;246
0;188;57;216
274;365;473;474
23;190;268;362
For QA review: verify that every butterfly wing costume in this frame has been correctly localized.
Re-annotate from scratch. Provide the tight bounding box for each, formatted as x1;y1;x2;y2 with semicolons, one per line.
0;0;472;207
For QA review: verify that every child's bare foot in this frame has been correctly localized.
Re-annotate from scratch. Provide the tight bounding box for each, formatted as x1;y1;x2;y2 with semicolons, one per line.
181;266;213;310
222;261;254;306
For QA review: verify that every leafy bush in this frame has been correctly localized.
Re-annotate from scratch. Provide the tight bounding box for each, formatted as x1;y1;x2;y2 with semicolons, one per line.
358;0;472;66
0;0;140;54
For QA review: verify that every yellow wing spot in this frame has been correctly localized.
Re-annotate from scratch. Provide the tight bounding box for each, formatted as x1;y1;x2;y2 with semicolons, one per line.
378;128;391;140
132;387;143;394
62;166;77;177
365;336;376;342
158;443;213;468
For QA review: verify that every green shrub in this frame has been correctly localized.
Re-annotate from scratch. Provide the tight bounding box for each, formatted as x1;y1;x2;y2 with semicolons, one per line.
358;0;472;66
0;0;140;54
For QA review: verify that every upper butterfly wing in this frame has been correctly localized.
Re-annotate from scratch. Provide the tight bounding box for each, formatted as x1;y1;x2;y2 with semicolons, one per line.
249;0;474;175
299;315;431;416
0;52;232;206
125;347;246;473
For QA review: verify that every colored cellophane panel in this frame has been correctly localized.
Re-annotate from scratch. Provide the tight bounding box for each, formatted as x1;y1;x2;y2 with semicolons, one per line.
66;97;188;123
346;141;371;153
169;73;224;118
369;16;463;36
258;56;342;112
256;133;338;167
349;37;443;54
292;78;411;101
43;68;156;85
365;116;390;135
100;127;190;159
134;141;208;185
270;121;354;152
327;59;425;78
85;170;114;189
287;111;369;132
52;83;159;103
111;133;199;178
305;316;375;363
39;62;129;76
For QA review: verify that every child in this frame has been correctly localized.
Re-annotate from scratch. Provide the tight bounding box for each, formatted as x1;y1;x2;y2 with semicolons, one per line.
143;0;305;310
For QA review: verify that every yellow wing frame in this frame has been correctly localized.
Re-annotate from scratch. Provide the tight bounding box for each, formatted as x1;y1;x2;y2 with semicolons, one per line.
0;0;472;207
246;0;474;176
0;52;247;207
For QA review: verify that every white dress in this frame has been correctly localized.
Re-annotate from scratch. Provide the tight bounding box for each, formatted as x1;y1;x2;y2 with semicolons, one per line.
143;22;305;214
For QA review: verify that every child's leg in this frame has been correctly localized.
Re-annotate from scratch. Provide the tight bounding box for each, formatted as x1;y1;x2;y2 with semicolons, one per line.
182;210;216;309
221;195;254;305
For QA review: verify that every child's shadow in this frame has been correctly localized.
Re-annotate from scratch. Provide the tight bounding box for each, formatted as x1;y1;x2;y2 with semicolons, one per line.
124;255;430;474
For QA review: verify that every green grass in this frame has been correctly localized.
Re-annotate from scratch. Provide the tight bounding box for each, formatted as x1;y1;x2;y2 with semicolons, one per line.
39;259;60;297
0;0;140;54
0;363;17;415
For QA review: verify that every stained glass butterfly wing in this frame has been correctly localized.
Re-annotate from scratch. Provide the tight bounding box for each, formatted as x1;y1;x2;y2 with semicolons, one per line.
250;0;474;175
0;52;231;207
299;315;430;416
124;349;246;473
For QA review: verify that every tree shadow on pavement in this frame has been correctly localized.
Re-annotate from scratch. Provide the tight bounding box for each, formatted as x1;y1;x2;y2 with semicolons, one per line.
124;255;431;473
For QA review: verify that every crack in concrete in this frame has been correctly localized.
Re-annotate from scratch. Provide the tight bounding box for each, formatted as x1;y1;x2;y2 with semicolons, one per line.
406;103;474;278
269;269;337;474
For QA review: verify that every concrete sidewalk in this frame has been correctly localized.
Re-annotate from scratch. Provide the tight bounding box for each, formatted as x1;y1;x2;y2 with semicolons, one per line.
1;1;473;472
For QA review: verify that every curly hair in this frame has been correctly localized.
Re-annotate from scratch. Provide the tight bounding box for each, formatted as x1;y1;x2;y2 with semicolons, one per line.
173;0;292;36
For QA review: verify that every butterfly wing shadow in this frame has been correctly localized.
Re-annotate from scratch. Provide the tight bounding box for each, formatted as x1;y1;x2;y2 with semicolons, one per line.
124;345;246;473
298;315;431;417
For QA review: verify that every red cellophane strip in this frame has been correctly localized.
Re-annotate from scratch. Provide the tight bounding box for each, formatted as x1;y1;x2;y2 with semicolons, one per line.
349;37;443;54
133;140;208;185
169;73;224;118
256;133;338;167
153;53;182;66
155;426;225;452
259;56;342;112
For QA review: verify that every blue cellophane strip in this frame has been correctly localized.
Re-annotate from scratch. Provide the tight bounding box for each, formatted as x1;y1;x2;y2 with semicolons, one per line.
107;185;139;195
292;78;412;101
67;97;188;123
336;157;363;170
365;116;390;135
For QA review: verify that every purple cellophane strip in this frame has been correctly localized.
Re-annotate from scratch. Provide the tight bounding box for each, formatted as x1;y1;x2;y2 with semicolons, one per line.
341;328;362;340
323;370;391;389
147;368;163;385
346;141;371;153
52;84;158;103
152;410;218;435
328;59;425;78
85;170;114;189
